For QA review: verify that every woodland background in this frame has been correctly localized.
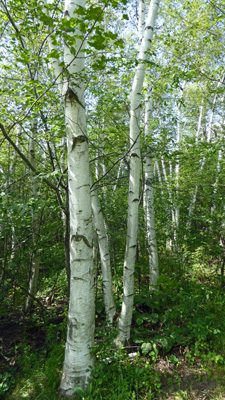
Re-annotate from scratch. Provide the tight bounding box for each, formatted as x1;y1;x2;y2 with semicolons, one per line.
1;0;225;398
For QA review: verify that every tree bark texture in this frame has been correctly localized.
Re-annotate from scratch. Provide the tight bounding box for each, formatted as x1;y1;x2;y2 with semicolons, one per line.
118;0;160;344
90;173;116;323
46;0;95;394
143;86;159;290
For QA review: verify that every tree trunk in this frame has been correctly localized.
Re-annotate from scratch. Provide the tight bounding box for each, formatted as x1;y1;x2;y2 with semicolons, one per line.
90;173;116;323
25;120;40;313
143;86;159;290
187;75;225;226
57;0;95;395
173;82;185;248
118;0;160;344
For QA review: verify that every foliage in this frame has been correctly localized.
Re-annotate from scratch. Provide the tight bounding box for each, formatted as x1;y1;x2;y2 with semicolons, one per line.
6;324;65;400
133;274;225;355
2;270;225;399
1;0;225;398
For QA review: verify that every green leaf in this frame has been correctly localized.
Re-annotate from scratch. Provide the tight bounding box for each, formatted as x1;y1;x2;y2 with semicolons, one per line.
136;317;143;326
141;342;152;355
74;387;86;397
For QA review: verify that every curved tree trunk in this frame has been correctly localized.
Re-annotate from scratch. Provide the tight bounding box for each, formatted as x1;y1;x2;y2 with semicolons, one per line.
118;0;160;344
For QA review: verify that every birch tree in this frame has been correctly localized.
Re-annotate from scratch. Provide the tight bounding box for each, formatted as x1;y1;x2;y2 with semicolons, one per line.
90;173;116;323
25;120;41;313
143;85;159;290
187;75;225;226
172;81;185;248
45;0;95;394
118;0;160;344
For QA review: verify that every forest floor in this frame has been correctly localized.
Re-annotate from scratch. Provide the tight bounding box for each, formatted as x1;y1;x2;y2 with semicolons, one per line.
155;354;225;399
1;303;225;399
1;272;225;400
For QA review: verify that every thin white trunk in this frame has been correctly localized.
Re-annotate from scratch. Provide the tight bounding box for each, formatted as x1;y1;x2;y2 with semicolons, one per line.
187;104;205;226
155;157;172;250
211;102;224;213
46;0;95;393
118;0;160;344
161;156;167;184
25;120;40;313
90;173;116;323
112;159;123;192
196;101;204;143
155;158;162;185
143;86;159;290
212;150;222;199
138;0;145;43
9;126;21;261
144;155;159;289
188;76;224;226
173;82;185;246
59;138;70;285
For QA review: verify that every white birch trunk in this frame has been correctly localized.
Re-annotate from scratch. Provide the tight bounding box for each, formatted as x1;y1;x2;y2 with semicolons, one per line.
195;102;204;143
9;126;21;261
156;156;172;249
211;99;224;214
143;86;159;290
118;0;160;344
155;158;162;183
112;159;123;192
25;120;40;313
45;0;95;394
173;82;185;247
188;76;224;227
90;173;116;323
187;104;205;227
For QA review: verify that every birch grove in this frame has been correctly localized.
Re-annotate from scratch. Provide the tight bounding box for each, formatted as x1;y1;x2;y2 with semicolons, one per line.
1;0;225;397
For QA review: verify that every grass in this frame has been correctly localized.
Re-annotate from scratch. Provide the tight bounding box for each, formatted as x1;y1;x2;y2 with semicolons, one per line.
1;266;225;400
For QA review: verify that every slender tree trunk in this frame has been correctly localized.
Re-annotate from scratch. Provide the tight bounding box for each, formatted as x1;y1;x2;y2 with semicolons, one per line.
91;173;116;323
173;82;185;248
195;101;204;143
25;120;40;313
118;0;160;344
187;75;225;227
143;86;159;290
9;126;21;261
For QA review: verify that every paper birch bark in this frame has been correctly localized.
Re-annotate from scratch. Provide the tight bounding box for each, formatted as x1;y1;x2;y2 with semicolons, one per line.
25;120;40;313
187;103;204;227
143;86;159;290
173;82;185;247
90;173;116;323
9;126;21;261
46;0;95;394
118;0;160;344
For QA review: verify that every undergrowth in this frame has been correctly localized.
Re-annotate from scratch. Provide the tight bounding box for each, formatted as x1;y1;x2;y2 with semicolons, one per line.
1;269;225;400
